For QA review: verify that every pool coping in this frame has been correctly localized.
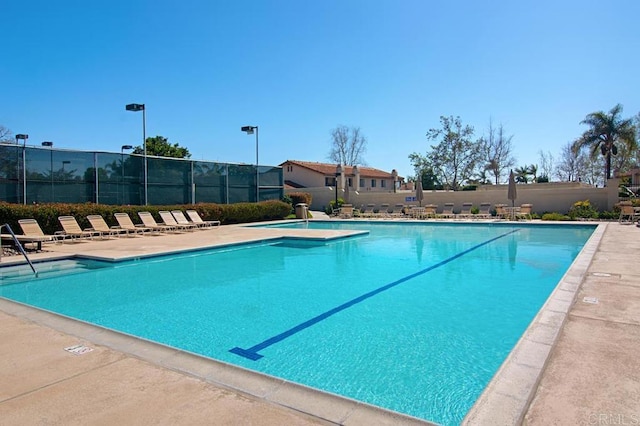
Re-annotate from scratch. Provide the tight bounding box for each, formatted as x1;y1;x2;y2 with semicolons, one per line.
0;220;603;425
0;297;433;425
462;222;606;424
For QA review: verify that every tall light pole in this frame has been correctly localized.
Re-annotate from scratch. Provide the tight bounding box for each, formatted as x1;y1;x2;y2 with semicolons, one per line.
121;145;133;205
126;103;147;205
42;141;53;201
241;125;259;202
16;134;28;204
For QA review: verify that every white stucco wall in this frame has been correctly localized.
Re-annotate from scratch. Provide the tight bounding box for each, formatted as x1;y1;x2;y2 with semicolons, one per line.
287;180;622;215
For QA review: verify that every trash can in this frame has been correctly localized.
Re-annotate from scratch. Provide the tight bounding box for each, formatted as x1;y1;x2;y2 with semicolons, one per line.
295;203;308;219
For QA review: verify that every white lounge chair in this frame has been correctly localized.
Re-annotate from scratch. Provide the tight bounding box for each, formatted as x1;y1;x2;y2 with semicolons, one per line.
171;210;204;230
57;216;101;241
86;215;125;238
186;210;220;228
114;212;154;235
8;219;59;250
138;211;178;232
159;210;196;231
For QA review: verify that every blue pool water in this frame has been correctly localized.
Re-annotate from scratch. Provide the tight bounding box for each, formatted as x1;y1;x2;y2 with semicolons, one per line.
0;222;595;425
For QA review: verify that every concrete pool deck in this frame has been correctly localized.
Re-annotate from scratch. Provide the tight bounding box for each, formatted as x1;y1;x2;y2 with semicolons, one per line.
0;219;638;424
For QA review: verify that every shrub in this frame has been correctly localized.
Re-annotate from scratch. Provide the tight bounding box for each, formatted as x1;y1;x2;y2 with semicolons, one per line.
567;200;598;220
541;212;572;221
598;210;618;220
287;192;312;206
470;206;479;215
0;200;292;234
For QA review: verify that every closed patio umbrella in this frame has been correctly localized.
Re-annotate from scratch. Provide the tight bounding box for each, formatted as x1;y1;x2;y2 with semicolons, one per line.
507;169;517;219
416;180;424;206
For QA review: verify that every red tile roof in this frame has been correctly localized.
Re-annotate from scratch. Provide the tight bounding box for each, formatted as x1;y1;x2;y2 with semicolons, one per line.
280;160;401;179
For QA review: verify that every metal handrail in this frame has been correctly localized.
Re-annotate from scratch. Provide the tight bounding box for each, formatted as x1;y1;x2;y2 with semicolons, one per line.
1;223;38;276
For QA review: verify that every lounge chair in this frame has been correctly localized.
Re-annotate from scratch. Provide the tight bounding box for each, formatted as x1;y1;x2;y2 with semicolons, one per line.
423;204;438;218
618;202;639;223
114;212;154;235
437;203;455;219
495;204;508;219
409;206;425;219
186;210;220;228
338;204;354;219
138;211;178;232
457;202;473;219
390;203;405;218
516;204;533;220
57;216;101;241
86;215;125;238
159;210;196;231
477;203;492;219
171;210;203;230
377;203;391;218
360;204;376;218
4;219;59;250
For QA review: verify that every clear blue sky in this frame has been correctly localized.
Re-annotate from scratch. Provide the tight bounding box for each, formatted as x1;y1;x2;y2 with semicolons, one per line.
2;0;639;181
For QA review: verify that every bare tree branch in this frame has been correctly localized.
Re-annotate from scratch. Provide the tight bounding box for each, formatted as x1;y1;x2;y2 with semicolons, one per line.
0;125;13;143
328;125;367;165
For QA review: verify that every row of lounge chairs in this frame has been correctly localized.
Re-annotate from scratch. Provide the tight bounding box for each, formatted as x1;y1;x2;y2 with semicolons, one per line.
345;203;533;220
12;210;220;248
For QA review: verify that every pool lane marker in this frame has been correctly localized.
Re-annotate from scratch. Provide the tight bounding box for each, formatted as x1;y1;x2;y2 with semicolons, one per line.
230;228;520;360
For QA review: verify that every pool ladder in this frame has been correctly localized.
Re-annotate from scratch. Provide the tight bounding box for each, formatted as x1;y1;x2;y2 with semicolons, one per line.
0;223;38;276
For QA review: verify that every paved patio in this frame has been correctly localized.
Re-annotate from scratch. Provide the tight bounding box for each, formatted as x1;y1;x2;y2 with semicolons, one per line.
0;218;638;425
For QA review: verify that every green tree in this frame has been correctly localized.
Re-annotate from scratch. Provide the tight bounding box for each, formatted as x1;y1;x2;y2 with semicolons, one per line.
418;167;442;190
410;116;479;191
514;165;531;183
528;164;538;182
133;135;191;158
572;104;637;181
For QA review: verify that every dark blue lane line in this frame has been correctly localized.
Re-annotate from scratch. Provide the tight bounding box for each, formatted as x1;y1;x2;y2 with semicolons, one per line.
229;228;520;360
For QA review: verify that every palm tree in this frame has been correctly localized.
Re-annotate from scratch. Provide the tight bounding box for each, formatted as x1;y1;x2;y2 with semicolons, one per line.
514;165;530;183
572;104;637;180
527;164;538;182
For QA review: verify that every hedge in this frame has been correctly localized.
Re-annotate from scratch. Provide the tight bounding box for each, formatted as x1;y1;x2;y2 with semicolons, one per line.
0;200;292;235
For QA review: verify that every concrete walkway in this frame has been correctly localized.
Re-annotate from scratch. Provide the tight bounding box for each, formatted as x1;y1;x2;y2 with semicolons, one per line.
1;219;638;425
524;222;640;424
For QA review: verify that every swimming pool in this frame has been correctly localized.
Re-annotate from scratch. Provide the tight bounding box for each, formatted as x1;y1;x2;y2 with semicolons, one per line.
0;221;595;425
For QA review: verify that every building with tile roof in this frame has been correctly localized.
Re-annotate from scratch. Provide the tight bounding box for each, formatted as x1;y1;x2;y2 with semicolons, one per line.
280;160;404;192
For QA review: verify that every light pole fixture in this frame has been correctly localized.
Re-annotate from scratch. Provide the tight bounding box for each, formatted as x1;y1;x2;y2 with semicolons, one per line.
126;103;147;205
42;142;54;201
16;134;28;204
241;125;259;202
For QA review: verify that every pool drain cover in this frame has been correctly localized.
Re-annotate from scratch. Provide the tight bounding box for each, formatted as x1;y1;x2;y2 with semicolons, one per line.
64;344;94;355
582;296;599;304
